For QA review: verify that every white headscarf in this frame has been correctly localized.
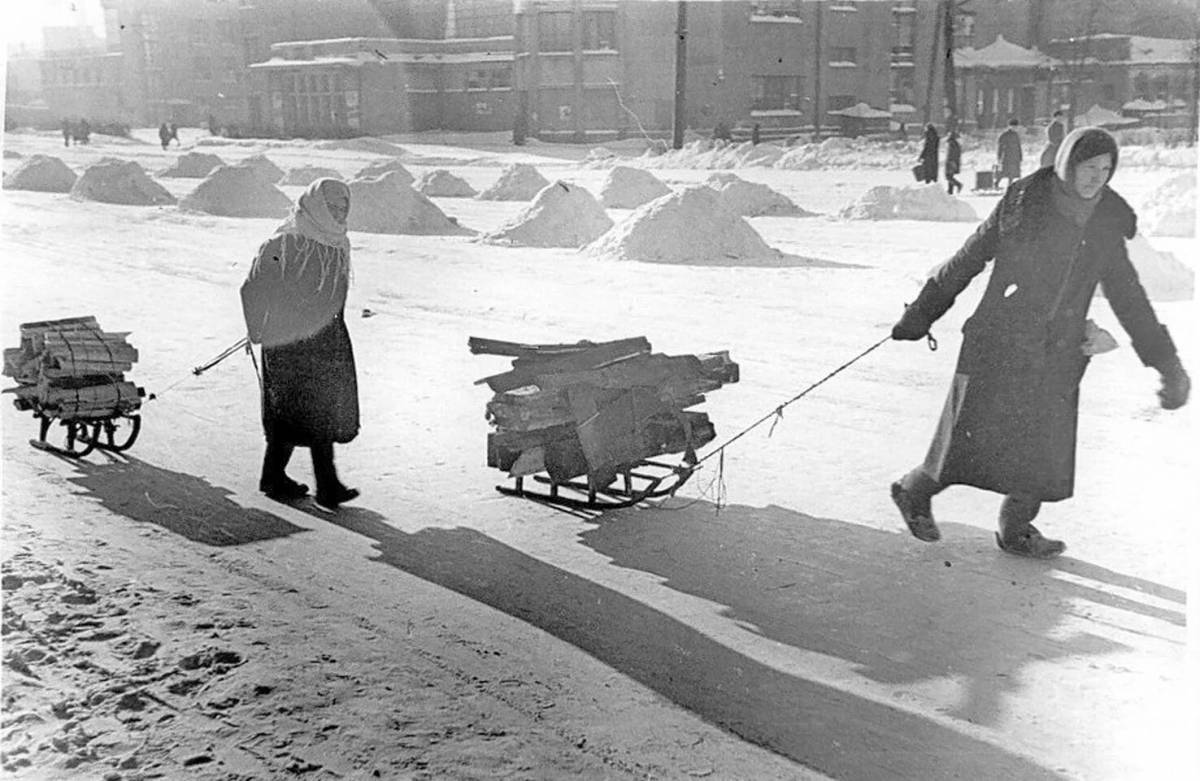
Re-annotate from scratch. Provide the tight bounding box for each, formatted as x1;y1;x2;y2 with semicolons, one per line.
272;178;351;254
1053;126;1119;188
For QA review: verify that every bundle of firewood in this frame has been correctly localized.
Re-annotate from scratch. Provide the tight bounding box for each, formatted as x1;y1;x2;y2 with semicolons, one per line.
470;336;738;488
3;316;144;419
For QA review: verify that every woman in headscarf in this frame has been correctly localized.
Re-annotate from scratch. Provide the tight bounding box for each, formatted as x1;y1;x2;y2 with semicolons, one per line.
888;127;1190;557
917;123;940;184
241;178;360;510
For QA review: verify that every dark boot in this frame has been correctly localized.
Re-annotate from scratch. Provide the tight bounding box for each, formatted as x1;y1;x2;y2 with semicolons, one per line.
259;438;308;500
891;467;942;542
995;493;1065;559
312;443;358;510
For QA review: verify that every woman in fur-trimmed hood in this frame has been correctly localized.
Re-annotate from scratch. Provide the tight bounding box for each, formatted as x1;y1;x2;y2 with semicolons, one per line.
887;126;1190;558
241;178;360;511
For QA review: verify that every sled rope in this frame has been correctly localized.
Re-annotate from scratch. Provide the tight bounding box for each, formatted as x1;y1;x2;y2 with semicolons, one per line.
146;336;252;401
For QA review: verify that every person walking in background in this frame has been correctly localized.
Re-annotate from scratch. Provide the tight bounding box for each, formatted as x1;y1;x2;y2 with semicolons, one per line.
918;123;940;183
61;118;73;147
1040;109;1067;168
996;117;1023;188
168;122;180;146
158;122;172;151
945;130;963;195
75;118;90;145
241;178;361;511
888;127;1189;558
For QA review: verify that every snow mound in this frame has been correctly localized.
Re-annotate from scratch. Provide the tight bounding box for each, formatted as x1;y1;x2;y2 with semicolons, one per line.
482;181;613;248
3;154;77;192
354;159;414;186
415;169;477;197
279;165;343;187
347;171;473;235
1121;234;1194;302
1140;171;1195;237
839;184;977;222
705;172;813;217
579;146;619;169
159;152;225;178
178;164;292;218
71;158;176;206
239;154;285;183
316;137;406;156
586;185;780;265
476;163;550;201
4;149;23;159
599;166;671;208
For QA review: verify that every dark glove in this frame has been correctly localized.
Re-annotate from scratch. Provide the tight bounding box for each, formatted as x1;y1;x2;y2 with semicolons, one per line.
1157;356;1190;410
892;279;953;341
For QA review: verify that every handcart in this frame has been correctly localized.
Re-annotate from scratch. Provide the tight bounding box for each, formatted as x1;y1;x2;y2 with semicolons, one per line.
4;316;145;458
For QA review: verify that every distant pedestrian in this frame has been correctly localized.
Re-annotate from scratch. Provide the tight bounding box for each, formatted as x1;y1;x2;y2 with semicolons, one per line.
945;131;963;195
996;117;1023;188
158;122;171;150
168;122;180;146
61;118;72;147
1040;110;1066;169
917;123;940;183
241;179;361;511
889;126;1190;558
75;118;90;145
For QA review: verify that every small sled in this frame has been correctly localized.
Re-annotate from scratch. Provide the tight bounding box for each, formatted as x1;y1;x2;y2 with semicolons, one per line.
496;457;696;511
472;335;736;512
972;167;1003;194
28;408;142;458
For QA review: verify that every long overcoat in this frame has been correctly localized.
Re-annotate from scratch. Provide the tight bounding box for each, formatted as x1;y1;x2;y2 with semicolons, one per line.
996;128;1023;179
241;233;360;446
919;167;1174;501
918;127;940;183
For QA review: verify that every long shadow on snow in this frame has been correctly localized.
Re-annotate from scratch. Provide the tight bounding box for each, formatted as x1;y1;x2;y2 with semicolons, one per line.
580;502;1185;730
305;502;1068;781
63;455;308;546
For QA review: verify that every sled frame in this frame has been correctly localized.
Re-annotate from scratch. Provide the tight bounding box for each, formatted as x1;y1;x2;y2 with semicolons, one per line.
29;411;141;459
496;458;695;511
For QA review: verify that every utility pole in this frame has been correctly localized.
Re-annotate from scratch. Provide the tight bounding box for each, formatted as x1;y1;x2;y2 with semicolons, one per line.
943;0;957;130
673;1;687;149
813;0;823;140
924;1;943;125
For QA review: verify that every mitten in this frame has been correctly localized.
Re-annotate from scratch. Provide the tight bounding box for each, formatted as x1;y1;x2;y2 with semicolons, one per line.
1157;355;1190;410
892;279;953;341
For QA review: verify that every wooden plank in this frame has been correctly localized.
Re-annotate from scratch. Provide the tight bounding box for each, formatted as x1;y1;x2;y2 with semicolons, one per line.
475;338;653;392
468;335;649;358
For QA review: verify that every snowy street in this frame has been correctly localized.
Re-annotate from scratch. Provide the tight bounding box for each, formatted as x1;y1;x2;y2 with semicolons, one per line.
1;127;1196;779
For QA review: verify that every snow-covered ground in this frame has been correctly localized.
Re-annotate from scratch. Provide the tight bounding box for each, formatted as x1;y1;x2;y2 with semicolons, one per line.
2;125;1197;780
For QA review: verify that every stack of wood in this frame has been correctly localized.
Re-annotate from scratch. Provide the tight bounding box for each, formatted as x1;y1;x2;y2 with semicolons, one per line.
470;336;738;489
3;316;144;419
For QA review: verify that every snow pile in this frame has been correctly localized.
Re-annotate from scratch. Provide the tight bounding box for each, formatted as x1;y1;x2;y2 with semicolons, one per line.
415;169;477;197
482;181;613;248
640;139;789;170
5;149;24;159
239;153;285;183
316;137;406;156
1119;145;1197;169
71;158;176;206
476;163;550;201
3;154;77;192
599;166;671;209
579;146;619;169
838;184;977;222
1139;171;1195;237
586;185;780;265
178;164;292;218
705;172;813;217
1122;234;1194;302
279;165;343;187
346;171;473;235
158;152;225;178
354;159;414;187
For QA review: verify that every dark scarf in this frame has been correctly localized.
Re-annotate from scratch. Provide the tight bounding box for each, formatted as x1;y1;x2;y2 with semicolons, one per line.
1050;174;1100;226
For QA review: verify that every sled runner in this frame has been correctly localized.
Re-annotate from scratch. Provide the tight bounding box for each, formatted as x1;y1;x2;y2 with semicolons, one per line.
471;335;736;511
4;316;145;458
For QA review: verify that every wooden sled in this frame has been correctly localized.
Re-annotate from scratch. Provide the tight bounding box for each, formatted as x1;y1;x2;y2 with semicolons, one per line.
496;457;696;511
29;409;142;458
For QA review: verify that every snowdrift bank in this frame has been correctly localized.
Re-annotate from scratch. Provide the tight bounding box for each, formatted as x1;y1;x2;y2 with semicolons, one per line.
279;165;343;187
239;154;285;183
179;164;292;218
159;152;225;179
706;172;813;217
587;186;781;265
1123;234;1194;302
482;181;613;248
838;184;977;222
599;166;671;209
354;159;414;187
476;163;550;201
415;169;477;198
347;172;473;235
3;155;77;192
71;158;176;206
1139;171;1196;237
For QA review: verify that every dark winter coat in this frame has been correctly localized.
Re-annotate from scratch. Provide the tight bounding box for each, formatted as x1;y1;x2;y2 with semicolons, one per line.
907;167;1176;501
1039;119;1066;168
945;137;962;178
241;234;360;446
997;128;1023;179
918;126;940;183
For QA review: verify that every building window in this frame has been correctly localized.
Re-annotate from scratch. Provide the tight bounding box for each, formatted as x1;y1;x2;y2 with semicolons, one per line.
752;1;800;18
582;11;616;50
538;11;573;52
953;14;975;49
830;47;857;65
453;0;514;38
751;75;804;110
827;94;856;112
890;69;915;105
466;67;511;90
1101;82;1116;102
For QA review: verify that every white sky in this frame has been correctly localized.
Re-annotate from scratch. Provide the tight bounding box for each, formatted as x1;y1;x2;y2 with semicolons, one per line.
4;0;107;48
